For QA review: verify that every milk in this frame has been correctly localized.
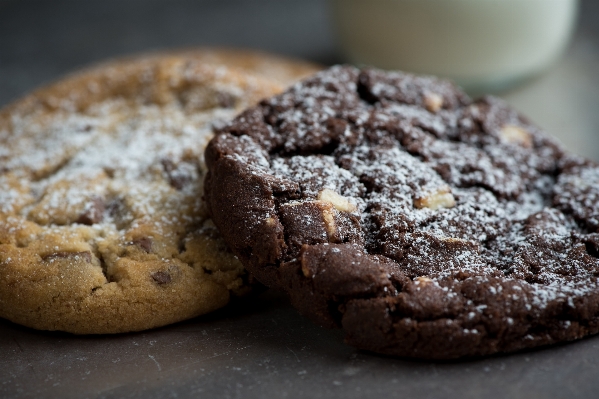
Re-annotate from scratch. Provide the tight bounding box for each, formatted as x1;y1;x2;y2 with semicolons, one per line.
331;0;579;93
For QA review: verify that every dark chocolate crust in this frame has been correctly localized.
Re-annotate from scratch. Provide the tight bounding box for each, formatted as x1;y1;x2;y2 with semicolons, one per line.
204;66;599;359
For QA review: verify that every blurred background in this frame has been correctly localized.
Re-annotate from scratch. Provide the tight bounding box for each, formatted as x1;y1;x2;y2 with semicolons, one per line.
0;0;598;159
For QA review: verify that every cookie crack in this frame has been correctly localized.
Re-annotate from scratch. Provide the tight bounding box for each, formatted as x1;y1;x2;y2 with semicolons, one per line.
98;252;110;282
585;242;599;259
30;154;74;182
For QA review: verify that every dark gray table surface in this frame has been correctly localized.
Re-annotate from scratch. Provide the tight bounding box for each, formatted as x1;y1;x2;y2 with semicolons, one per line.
1;1;599;398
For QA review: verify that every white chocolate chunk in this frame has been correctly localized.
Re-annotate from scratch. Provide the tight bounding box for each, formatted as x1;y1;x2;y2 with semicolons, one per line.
424;92;444;113
317;188;357;213
499;125;533;148
414;186;456;210
264;216;277;227
321;206;337;238
415;276;433;285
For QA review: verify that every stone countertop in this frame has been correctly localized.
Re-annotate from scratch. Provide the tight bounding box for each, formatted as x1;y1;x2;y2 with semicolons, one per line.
1;1;599;398
3;290;599;399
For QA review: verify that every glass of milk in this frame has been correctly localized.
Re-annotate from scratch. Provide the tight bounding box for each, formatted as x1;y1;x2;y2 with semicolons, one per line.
331;0;579;93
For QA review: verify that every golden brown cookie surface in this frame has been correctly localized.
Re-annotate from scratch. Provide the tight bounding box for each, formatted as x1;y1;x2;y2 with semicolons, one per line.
0;50;319;334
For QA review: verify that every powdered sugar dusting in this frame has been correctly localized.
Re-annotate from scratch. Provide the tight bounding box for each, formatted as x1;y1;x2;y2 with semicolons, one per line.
0;61;275;260
216;65;599;318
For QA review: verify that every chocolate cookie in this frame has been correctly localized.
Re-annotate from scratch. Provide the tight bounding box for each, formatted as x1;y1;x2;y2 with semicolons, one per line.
205;66;599;359
0;50;319;334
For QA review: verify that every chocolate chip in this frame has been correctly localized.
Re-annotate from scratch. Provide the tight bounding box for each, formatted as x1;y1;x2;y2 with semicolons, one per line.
151;271;171;285
79;124;93;133
77;196;105;225
215;92;237;108
161;158;176;174
169;175;190;190
161;158;191;190
132;237;153;253
106;198;123;217
103;167;115;178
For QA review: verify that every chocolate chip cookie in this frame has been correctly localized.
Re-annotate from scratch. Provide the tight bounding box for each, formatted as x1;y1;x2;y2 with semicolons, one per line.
205;66;599;359
0;50;319;334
